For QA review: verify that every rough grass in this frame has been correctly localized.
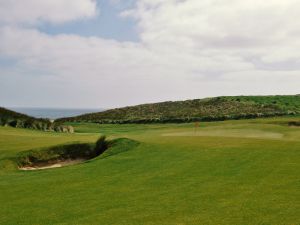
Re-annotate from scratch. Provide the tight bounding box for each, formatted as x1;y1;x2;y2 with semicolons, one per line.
0;116;300;225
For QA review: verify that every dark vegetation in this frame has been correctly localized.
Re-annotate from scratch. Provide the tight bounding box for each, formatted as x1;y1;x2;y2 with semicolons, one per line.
288;121;300;126
16;136;139;168
0;107;73;132
57;95;300;124
95;135;108;155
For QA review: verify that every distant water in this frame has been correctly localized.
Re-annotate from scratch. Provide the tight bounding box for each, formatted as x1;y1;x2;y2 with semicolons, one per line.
9;107;103;120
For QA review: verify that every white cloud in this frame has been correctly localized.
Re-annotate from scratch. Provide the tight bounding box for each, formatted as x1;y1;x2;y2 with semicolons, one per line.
0;0;97;25
0;0;300;108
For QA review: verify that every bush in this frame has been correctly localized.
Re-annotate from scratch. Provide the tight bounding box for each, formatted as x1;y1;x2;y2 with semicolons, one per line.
8;120;17;127
94;135;109;156
288;121;300;126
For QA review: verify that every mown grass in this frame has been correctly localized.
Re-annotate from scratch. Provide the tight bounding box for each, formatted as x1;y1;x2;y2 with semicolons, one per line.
0;117;300;225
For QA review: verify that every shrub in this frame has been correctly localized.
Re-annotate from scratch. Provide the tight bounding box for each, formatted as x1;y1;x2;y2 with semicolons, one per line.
8;120;17;127
94;135;109;156
288;121;300;126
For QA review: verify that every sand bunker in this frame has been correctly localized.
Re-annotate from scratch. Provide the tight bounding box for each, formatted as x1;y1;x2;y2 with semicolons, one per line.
19;159;85;170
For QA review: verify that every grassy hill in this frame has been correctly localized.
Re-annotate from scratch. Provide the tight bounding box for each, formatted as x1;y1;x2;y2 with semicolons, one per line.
0;107;35;121
0;107;73;132
0;107;47;127
57;95;300;124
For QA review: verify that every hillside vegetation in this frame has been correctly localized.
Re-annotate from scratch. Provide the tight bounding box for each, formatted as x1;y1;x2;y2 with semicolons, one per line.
0;107;73;132
57;95;300;124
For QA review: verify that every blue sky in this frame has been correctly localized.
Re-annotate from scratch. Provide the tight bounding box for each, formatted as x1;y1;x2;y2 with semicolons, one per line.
0;0;299;109
39;0;139;42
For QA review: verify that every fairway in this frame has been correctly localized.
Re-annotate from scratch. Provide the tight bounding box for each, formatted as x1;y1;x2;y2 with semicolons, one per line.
0;117;300;225
2;1;300;224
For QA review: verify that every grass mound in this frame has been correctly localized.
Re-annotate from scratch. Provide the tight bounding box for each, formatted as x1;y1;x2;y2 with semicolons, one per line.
99;138;140;159
15;136;140;169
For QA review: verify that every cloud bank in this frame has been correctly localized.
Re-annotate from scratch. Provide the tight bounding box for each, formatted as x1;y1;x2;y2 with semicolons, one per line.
0;0;299;108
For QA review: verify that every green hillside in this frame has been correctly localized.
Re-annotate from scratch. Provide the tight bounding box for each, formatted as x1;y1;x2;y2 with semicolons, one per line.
0;107;73;132
57;95;300;124
0;107;34;120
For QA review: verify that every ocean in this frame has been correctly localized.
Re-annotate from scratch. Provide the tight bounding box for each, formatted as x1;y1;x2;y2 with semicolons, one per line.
9;107;103;120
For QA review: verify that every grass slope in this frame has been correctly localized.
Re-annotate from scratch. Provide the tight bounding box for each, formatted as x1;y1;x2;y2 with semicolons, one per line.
57;95;300;124
0;117;300;224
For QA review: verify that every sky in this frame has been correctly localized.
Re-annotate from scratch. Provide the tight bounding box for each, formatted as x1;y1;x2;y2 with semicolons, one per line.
0;0;299;109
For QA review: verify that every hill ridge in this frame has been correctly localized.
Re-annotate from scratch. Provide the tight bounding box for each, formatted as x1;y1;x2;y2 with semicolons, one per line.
56;95;300;124
0;107;73;132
